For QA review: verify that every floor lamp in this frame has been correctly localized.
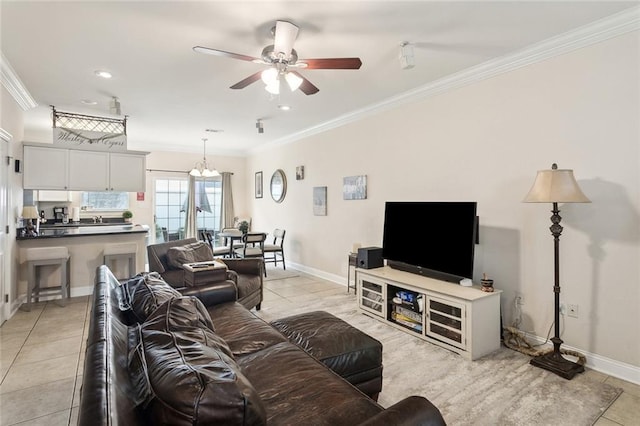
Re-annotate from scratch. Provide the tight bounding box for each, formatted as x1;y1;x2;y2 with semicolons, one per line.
523;163;590;380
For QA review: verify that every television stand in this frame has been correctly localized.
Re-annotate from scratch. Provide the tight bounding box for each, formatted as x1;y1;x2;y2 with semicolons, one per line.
357;266;501;360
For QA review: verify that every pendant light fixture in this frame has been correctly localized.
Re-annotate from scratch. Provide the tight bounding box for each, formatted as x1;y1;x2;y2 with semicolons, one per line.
190;138;220;178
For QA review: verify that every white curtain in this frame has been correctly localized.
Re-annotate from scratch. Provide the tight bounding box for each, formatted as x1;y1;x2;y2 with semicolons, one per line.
221;172;235;229
184;174;197;239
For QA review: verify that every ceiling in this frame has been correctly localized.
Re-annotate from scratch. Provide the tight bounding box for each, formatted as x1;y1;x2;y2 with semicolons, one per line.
1;1;636;156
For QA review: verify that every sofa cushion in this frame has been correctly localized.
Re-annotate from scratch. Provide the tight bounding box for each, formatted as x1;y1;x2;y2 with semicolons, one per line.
142;296;234;358
166;241;213;270
237;341;382;425
144;295;215;331
123;272;182;323
208;302;288;357
130;320;266;426
270;311;382;379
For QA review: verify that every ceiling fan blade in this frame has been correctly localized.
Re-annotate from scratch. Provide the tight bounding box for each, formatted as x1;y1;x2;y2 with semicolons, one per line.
273;21;299;59
289;71;319;95
193;46;261;63
230;71;263;90
297;57;362;70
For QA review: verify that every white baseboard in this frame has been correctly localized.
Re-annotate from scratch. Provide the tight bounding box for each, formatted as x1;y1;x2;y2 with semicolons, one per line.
287;261;348;287
526;333;640;386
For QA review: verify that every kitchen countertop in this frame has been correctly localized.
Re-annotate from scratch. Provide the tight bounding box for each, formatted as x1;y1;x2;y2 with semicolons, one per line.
17;224;149;240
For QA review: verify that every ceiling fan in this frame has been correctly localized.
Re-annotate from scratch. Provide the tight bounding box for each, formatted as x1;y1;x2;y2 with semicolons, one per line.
193;20;362;95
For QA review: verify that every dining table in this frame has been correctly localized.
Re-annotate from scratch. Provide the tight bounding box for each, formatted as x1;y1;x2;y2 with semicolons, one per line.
217;230;267;258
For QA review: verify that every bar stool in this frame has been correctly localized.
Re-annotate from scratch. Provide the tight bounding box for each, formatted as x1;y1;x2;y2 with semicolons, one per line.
103;243;137;279
21;247;70;311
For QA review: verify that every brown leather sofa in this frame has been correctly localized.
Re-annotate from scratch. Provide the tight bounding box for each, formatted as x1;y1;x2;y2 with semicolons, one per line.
147;237;263;310
79;265;446;426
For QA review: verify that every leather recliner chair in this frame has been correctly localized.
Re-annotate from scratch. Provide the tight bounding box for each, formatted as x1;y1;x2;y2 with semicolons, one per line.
147;238;263;310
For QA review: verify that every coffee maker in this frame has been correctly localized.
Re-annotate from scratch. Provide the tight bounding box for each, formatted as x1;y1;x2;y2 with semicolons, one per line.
53;206;69;223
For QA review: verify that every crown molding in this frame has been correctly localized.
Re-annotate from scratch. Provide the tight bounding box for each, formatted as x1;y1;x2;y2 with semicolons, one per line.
254;5;640;153
0;128;13;143
1;52;38;111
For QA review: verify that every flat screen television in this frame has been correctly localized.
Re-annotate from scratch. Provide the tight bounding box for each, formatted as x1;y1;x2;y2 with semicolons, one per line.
382;201;478;283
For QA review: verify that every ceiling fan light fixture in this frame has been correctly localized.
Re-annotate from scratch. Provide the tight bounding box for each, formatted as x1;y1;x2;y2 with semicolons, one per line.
284;72;303;91
261;68;278;85
265;80;280;95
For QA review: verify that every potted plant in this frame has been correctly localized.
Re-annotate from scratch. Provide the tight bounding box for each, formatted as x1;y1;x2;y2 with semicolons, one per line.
122;210;133;223
238;220;249;234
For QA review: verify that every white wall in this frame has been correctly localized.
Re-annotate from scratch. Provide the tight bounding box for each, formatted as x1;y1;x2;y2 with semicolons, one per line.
247;31;639;368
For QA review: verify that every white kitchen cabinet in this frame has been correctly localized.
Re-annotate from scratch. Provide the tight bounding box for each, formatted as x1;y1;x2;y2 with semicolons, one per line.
23;145;69;190
68;150;110;191
109;153;146;192
23;144;147;192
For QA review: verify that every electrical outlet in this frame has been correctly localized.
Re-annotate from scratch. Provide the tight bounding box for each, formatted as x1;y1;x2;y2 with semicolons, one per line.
515;294;524;306
559;303;566;315
568;304;578;318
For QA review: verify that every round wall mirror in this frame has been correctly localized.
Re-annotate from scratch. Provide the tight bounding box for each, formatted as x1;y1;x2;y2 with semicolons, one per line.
270;169;287;203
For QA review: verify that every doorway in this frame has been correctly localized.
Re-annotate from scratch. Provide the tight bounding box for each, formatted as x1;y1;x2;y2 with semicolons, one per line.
153;177;223;243
0;129;11;324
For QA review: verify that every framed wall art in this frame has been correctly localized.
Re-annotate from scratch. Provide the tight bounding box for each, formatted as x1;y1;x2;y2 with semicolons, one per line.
296;165;305;180
313;186;327;216
255;171;263;198
343;175;367;200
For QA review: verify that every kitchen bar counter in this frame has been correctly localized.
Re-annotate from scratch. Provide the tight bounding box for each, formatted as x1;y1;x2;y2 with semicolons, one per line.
17;224;148;240
16;225;149;299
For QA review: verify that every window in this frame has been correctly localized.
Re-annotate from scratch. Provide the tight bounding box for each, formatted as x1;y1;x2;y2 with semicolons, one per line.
81;192;129;210
154;178;222;242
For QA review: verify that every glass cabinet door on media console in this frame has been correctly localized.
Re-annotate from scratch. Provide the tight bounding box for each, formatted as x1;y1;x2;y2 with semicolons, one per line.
426;296;466;351
356;266;501;361
359;279;384;315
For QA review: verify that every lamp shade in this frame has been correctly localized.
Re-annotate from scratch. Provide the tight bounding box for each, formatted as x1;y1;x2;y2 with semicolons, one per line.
284;72;303;91
261;68;278;85
523;163;590;203
22;205;39;219
201;168;220;178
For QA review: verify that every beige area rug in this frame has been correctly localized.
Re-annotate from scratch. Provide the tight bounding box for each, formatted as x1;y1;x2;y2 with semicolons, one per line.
263;267;299;281
255;291;622;426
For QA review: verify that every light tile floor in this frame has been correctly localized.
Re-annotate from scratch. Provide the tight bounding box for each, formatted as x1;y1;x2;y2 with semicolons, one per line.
1;267;638;425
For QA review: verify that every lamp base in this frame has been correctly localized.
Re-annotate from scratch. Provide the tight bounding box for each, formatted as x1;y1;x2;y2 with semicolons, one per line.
530;351;584;380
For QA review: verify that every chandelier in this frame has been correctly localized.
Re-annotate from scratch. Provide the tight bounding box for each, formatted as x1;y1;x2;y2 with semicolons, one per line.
189;138;219;177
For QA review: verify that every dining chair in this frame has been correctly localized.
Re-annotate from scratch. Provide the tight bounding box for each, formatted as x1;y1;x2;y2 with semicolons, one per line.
234;232;267;276
203;230;231;257
264;228;286;270
221;227;244;250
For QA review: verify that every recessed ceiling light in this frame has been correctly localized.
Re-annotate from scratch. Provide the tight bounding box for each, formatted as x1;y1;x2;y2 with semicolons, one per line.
94;70;112;79
205;129;224;133
81;99;98;105
278;105;291;111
